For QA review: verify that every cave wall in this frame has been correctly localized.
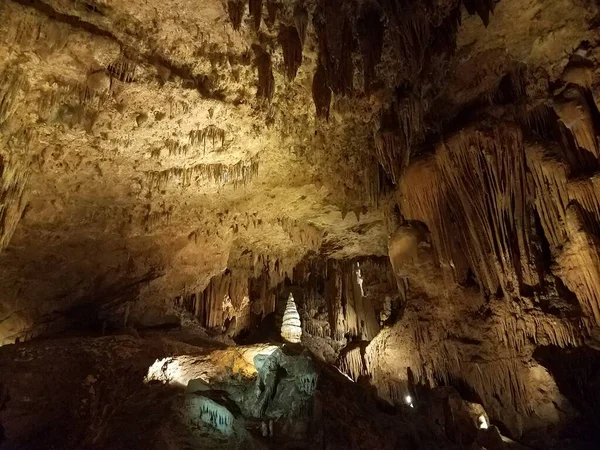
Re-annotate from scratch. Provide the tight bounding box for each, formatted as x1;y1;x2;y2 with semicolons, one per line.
2;0;600;445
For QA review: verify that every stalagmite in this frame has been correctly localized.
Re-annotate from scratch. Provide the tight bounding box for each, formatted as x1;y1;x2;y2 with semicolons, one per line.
280;293;302;343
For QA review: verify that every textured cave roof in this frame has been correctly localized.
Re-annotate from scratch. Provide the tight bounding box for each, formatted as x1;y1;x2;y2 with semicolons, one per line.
0;0;597;340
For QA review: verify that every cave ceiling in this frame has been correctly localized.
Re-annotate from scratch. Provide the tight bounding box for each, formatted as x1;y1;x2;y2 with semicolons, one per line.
0;0;599;380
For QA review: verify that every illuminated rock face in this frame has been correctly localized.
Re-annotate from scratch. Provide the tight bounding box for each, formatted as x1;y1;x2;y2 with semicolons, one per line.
281;293;302;344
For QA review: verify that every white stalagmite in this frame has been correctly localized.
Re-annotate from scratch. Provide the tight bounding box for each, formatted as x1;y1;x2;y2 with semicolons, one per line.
280;293;302;343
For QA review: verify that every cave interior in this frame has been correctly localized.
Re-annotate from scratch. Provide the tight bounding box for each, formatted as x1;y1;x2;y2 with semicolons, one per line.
2;0;600;449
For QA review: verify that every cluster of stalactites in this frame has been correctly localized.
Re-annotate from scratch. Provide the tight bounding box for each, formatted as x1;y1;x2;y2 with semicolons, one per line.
174;253;304;335
145;156;259;192
0;152;30;252
494;313;593;353
175;270;251;332
525;87;600;325
222;0;473;123
323;260;380;342
399;123;537;296
338;345;369;381
188;396;235;435
0;68;28;125
374;96;423;184
366;320;535;416
188;125;226;153
106;57;137;83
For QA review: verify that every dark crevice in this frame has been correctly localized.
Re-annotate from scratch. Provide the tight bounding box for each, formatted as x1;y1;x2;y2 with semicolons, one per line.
534;346;600;445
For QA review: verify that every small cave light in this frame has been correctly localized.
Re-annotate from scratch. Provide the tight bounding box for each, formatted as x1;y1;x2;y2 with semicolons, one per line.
405;395;414;408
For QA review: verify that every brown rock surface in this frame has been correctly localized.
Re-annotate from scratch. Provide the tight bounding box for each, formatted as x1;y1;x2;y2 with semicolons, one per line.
2;0;600;447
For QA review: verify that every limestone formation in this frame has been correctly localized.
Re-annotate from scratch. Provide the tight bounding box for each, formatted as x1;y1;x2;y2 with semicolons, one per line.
280;293;302;343
1;0;600;447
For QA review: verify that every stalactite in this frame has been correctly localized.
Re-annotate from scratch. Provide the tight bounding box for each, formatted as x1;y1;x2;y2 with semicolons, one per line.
276;216;323;249
338;345;368;381
526;139;600;325
357;6;383;92
321;260;380;341
526;143;569;250
387;11;430;78
493;313;590;352
188;125;226;152
0;152;30;251
191;396;235;434
438;125;536;294
519;104;560;141
145;156;259;191
227;0;246;31
164;138;190;157
398;157;455;275
554;87;600;171
374;96;422;184
249;0;263;30
255;50;274;103
312;62;331;119
324;260;345;341
278;26;303;81
314;0;354;96
264;0;280;29
143;203;173;232
400;323;535;415
0;69;27;125
429;6;461;56
556;205;600;324
107;58;136;83
494;64;527;104
567;177;600;238
463;0;496;26
293;2;308;48
400;124;537;295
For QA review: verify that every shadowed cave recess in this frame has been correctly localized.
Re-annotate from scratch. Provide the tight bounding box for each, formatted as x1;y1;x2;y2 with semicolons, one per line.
4;0;600;448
